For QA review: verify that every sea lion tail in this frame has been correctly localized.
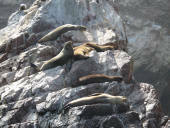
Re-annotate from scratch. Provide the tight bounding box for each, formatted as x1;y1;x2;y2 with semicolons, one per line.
30;62;40;72
115;76;123;83
122;96;127;102
28;55;40;72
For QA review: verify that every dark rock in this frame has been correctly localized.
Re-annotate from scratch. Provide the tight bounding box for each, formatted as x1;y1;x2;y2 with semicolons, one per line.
83;118;101;128
143;118;159;128
79;104;114;119
101;115;124;128
125;111;140;123
0;53;8;63
116;103;130;114
0;43;6;53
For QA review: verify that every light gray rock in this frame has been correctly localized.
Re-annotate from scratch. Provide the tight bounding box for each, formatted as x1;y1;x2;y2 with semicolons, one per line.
164;120;170;128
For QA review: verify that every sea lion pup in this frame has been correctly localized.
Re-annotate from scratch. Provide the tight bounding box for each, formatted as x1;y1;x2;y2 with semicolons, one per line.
19;4;27;11
72;74;123;87
30;41;74;72
62;93;127;112
73;42;118;60
38;24;87;43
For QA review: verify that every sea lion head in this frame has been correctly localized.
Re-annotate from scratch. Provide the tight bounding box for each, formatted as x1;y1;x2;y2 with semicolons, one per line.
109;96;127;104
19;4;27;11
64;41;73;49
116;96;127;103
77;25;87;31
63;41;74;54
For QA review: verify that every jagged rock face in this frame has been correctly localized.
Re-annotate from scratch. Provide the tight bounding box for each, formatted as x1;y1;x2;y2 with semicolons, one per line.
117;0;170;115
0;0;168;127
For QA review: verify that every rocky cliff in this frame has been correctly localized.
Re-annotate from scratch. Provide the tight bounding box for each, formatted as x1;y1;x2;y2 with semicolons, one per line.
117;0;170;116
0;0;169;128
0;0;34;29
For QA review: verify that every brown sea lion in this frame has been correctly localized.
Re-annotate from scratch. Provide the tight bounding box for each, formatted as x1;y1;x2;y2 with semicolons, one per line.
62;93;127;112
73;42;118;60
30;41;74;72
73;44;94;60
38;24;87;43
85;42;118;52
72;74;123;87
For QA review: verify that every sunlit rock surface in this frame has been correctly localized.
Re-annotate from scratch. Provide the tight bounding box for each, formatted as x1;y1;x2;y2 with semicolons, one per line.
0;0;169;127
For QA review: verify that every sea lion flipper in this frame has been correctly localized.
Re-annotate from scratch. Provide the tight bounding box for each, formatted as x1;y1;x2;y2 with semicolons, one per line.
38;24;87;43
30;62;40;72
28;55;40;72
60;104;71;114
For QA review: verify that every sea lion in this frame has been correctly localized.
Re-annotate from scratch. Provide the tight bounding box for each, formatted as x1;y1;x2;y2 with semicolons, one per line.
62;93;127;112
19;4;27;11
85;42;119;52
73;42;118;60
30;41;74;72
72;74;123;87
73;44;94;60
23;0;45;14
38;24;87;43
